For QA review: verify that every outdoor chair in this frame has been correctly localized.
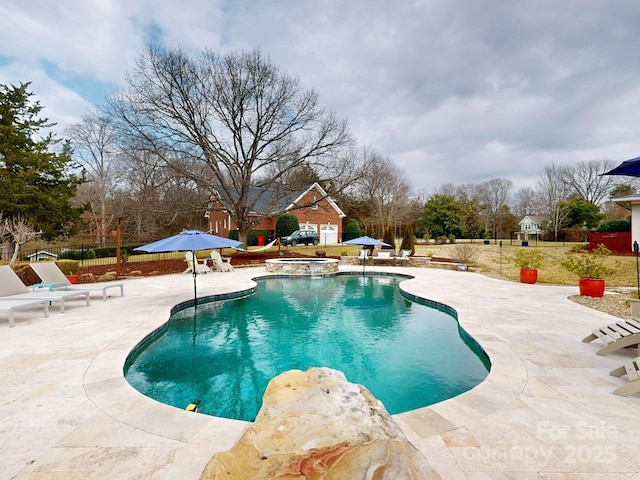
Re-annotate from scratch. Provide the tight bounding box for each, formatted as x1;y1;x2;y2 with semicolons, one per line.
184;252;211;274
0;265;90;317
610;356;640;396
210;250;233;272
0;298;50;327
582;318;640;355
30;262;124;301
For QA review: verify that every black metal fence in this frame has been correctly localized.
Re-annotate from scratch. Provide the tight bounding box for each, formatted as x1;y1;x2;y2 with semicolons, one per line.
16;241;178;266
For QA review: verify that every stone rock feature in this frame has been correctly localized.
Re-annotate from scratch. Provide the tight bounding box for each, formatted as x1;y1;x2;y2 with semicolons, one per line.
200;367;438;479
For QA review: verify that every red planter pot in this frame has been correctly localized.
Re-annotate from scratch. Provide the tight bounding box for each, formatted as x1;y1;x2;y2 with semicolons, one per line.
65;274;80;284
579;277;605;297
519;268;538;284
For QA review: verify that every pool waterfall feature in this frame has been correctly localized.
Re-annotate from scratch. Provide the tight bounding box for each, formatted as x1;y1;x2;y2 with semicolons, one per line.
265;257;339;275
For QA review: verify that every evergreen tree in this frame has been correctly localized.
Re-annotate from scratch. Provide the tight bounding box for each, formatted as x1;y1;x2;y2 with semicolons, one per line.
399;225;415;255
343;218;361;241
421;194;464;238
275;213;299;238
0;82;83;239
382;227;395;251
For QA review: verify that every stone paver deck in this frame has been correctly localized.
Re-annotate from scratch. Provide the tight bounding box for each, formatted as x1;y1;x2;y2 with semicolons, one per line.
1;265;639;479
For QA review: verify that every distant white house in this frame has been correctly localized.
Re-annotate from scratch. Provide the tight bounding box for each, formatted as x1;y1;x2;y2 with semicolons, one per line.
516;215;547;240
26;250;58;261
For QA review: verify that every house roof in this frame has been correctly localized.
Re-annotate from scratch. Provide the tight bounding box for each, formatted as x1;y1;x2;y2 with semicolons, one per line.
519;215;548;224
285;182;346;218
211;182;345;218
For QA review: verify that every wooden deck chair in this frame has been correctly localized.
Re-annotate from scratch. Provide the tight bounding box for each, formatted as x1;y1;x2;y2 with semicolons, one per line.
210;250;233;272
30;262;123;301
610;357;640;396
582;318;640;355
184;252;211;274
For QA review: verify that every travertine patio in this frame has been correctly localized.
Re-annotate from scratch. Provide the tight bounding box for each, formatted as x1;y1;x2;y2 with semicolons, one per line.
1;265;639;479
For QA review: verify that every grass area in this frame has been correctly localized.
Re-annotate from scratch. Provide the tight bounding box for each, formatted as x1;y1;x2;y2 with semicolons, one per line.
411;241;638;289
282;240;639;288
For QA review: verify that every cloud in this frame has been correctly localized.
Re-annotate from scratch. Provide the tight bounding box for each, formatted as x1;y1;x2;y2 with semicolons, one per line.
2;0;640;193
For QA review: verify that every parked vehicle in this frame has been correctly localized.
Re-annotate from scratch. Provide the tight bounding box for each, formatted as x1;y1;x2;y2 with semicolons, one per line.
281;230;320;246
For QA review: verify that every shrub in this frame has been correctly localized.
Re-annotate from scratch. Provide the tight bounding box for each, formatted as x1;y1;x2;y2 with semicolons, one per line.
454;244;480;264
512;248;544;270
436;235;449;244
246;229;272;246
275;214;299;238
55;259;80;275
561;243;613;279
382;228;395;250
597;219;631;232
343;219;362;241
59;248;96;260
399;225;416;255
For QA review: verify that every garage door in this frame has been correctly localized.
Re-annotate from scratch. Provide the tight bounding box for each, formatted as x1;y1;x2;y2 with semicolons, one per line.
320;224;338;245
299;224;317;232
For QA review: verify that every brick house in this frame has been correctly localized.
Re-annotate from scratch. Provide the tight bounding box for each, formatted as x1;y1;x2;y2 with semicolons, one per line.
206;182;346;245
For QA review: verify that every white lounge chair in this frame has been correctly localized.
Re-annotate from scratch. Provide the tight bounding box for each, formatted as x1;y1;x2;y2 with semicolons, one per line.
184;252;211;274
398;250;411;260
582;318;640;355
210;250;233;272
0;298;49;327
0;265;90;315
30;262;124;301
610;356;640;396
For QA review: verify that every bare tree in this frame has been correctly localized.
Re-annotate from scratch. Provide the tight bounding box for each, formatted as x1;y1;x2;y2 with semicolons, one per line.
512;187;544;217
475;178;513;239
538;164;571;241
0;215;42;264
353;148;411;237
559;159;621;205
113;148;210;240
66;111;122;246
108;46;353;244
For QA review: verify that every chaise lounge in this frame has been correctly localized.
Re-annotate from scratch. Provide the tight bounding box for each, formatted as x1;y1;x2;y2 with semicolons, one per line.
0;298;49;327
30;262;124;301
0;265;90;320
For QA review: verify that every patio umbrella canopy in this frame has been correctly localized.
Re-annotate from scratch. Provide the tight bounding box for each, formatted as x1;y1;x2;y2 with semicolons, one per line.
341;236;391;274
134;230;243;306
603;156;640;177
341;235;391;247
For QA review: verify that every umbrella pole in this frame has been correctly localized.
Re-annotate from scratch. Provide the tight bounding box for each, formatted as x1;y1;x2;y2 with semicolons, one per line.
635;242;639;299
192;250;198;310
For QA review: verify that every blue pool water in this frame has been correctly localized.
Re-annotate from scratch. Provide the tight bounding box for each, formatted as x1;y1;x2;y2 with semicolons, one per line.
125;274;489;421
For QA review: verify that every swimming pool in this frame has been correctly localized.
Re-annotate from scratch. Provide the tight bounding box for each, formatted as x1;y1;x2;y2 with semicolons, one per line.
124;274;489;421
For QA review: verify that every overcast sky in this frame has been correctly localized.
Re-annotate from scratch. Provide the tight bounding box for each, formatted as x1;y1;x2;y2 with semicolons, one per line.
2;1;640;193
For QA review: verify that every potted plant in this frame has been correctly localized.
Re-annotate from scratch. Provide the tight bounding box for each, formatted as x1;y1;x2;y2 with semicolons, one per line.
561;244;613;297
55;260;80;284
513;248;544;284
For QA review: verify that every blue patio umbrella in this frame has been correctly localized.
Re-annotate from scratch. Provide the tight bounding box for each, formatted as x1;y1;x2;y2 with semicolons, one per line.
134;230;243;307
342;236;391;274
341;235;391;247
602;156;640;177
